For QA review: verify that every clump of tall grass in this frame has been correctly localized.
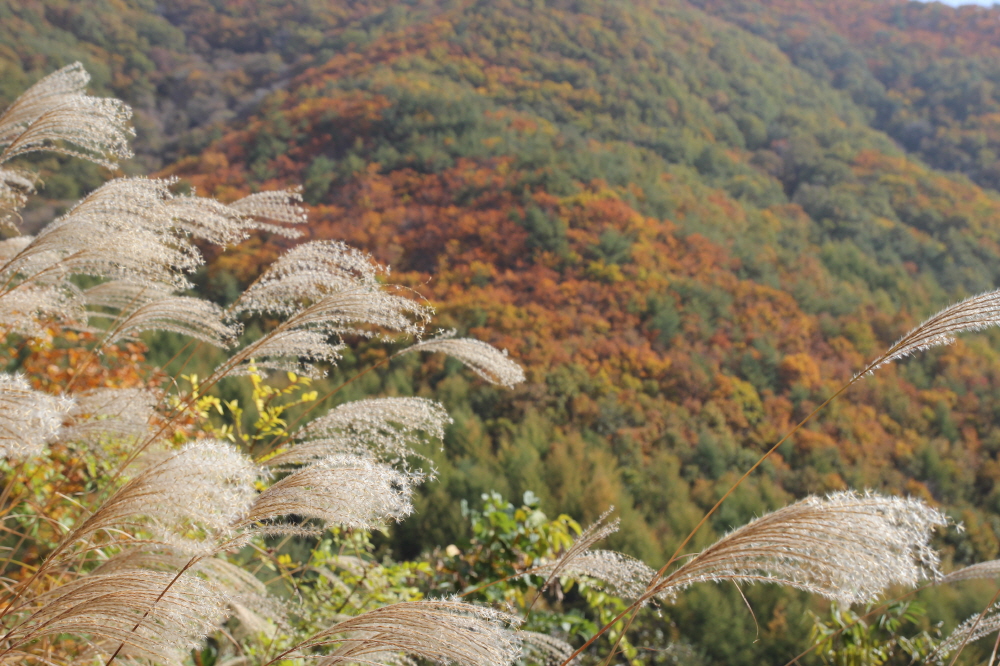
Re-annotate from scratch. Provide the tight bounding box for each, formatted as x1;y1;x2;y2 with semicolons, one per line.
0;62;996;666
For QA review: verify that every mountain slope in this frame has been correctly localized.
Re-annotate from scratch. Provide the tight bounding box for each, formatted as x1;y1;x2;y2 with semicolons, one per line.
10;0;1000;661
159;2;1000;658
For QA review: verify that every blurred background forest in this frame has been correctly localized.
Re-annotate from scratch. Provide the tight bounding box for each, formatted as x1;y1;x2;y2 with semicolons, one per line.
10;0;1000;662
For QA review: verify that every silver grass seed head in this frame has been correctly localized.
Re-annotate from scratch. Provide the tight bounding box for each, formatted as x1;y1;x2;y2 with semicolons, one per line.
229;187;307;236
0;281;83;339
85;281;240;348
166;194;251;246
0;235;32;262
231;240;433;339
302;396;451;441
270;397;451;472
868;288;1000;374
306;599;521;666
940;559;1000;585
0;235;64;279
0;234;84;338
0;62;134;166
9;177;203;291
58;387;162;448
241;455;415;532
935;602;1000;664
70;440;258;554
537;507;619;591
227;329;345;378
93;548;289;634
0;95;134;168
0;63;132;168
656;490;949;605
405;330;525;388
0;373;74;459
518;631;578;666
0;167;36;227
8;569;228;665
0;62;92;142
167;186;306;246
542;550;657;603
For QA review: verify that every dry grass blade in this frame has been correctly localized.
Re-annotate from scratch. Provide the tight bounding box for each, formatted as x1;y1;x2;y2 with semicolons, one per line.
2;569;227;665
870;288;1000;372
85;281;238;347
280;599;520;666
537;507;618;592
65;440;257;554
240;455;414;532
403;330;525;388
269;397;451;470
520;631;578;666
0;373;74;459
653;491;948;605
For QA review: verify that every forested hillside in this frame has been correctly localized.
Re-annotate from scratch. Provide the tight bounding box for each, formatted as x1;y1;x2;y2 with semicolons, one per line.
8;0;1000;662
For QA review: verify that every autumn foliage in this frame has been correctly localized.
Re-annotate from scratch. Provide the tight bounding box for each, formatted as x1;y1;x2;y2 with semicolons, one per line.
10;0;1000;662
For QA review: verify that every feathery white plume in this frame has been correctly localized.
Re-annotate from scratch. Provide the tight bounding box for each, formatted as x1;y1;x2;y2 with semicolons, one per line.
0;235;84;336
654;491;948;605
0;280;82;338
229;187;307;236
226;329;344;378
0;373;73;459
0;62;133;168
0;178;202;291
166;193;253;247
58;387;161;447
231;240;432;338
404;330;525;388
270;397;451;469
541;550;657;602
66;440;257;554
85;281;238;347
288;600;520;666
241;455;414;532
0;62;93;142
216;241;435;378
167;186;306;246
